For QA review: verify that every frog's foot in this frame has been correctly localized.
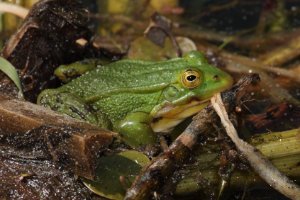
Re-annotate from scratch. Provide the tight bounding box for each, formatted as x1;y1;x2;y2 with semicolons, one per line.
118;112;157;147
54;59;99;83
37;89;105;126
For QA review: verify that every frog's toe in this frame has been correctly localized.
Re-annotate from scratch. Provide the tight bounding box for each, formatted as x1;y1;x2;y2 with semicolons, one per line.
37;89;61;110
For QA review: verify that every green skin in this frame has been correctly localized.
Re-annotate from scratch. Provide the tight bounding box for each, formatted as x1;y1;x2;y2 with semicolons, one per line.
54;59;110;83
37;51;233;147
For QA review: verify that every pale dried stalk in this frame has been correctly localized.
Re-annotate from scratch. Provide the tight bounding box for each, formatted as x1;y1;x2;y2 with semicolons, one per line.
211;93;300;200
259;34;300;66
0;2;29;19
221;52;300;83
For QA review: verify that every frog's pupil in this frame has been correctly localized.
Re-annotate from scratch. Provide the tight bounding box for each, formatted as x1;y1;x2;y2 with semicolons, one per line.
187;75;196;82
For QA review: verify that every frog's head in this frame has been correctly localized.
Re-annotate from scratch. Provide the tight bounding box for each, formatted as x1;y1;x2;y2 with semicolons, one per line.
151;51;233;132
178;51;233;101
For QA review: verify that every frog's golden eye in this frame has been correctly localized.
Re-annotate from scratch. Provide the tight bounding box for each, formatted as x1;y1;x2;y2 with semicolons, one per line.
181;69;202;89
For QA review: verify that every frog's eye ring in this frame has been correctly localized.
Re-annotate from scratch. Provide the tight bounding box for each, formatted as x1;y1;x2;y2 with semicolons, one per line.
181;69;202;89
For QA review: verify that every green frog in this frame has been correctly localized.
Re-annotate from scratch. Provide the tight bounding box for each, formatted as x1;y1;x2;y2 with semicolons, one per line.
37;51;233;147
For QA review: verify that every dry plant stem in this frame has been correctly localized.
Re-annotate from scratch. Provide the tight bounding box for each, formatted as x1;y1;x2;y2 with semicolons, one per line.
176;128;300;196
211;93;300;200
0;2;28;18
192;0;239;20
226;63;299;105
231;28;300;51
259;34;300;66
196;43;300;83
90;13;232;43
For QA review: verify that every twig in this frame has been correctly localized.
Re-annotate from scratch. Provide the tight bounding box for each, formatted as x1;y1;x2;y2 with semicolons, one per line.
0;2;28;19
222;52;300;105
190;0;239;20
211;93;300;200
259;34;300;66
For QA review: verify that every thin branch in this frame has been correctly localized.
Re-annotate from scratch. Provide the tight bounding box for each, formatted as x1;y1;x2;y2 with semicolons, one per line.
211;93;300;200
259;34;300;66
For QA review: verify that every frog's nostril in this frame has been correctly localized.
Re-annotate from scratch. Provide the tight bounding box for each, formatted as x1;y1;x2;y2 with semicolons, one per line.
213;75;219;81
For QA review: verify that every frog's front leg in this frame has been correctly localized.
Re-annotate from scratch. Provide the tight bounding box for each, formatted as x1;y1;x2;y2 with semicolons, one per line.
37;89;111;129
118;112;157;147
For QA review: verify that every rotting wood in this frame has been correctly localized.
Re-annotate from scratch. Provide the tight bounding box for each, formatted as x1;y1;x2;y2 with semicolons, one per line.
0;95;115;179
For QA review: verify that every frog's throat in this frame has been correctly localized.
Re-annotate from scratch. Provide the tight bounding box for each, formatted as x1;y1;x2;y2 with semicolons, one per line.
150;100;209;133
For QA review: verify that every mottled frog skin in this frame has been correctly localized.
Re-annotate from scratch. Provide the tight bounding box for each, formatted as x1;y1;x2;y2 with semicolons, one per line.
38;51;233;147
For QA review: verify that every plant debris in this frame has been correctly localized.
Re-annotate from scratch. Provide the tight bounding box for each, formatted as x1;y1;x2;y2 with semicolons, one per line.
246;102;300;132
145;12;182;57
0;95;114;179
211;93;300;200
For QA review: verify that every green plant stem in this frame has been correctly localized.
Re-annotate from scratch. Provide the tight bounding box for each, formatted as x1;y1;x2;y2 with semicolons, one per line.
175;128;300;196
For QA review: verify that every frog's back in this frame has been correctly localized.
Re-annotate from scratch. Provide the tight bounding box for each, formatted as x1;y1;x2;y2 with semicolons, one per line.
60;58;187;98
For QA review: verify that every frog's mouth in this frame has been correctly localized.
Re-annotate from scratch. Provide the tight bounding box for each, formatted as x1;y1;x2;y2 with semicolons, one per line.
151;99;210;133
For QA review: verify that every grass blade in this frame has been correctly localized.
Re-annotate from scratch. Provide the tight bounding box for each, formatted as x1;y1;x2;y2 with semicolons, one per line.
0;57;24;98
